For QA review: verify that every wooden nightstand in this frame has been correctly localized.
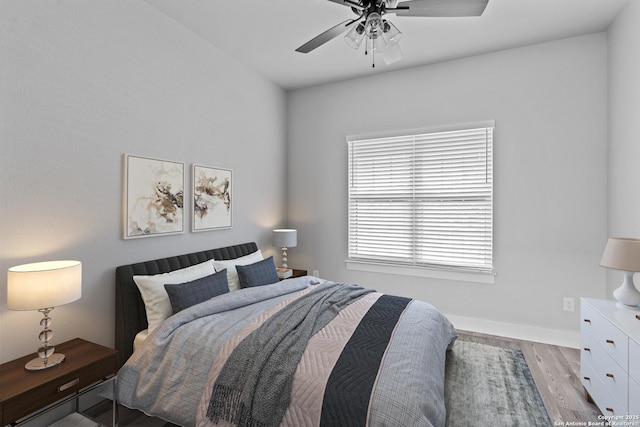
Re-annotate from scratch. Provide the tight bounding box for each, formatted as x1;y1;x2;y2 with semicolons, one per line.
280;268;307;280
0;338;118;427
277;268;307;280
290;269;307;278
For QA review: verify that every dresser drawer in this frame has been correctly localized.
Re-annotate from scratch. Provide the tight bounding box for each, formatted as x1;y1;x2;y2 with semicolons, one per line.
581;301;629;369
581;358;627;417
581;332;628;408
630;338;640;385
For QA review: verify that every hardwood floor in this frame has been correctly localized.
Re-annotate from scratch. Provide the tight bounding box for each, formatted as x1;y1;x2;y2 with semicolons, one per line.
84;330;601;426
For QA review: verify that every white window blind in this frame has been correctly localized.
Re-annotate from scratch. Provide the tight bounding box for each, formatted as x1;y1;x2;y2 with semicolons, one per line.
348;124;493;273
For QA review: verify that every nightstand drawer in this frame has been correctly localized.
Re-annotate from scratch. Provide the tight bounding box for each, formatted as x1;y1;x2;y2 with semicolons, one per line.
5;362;114;424
0;339;117;426
581;301;628;368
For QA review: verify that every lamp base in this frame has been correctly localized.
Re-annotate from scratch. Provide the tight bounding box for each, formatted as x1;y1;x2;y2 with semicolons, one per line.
616;301;640;311
281;247;289;269
25;352;65;371
612;270;640;310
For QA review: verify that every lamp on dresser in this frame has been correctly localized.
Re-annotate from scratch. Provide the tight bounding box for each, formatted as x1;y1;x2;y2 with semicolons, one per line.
273;229;297;269
600;237;640;310
7;260;82;370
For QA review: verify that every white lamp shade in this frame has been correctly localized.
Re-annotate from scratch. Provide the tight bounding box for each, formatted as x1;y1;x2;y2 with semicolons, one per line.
600;238;640;272
7;260;82;311
273;229;297;248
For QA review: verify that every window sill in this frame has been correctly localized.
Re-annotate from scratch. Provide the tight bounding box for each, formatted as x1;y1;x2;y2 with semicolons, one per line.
345;260;495;284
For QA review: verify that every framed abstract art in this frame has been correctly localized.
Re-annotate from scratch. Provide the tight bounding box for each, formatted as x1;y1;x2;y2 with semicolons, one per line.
192;165;232;231
123;154;185;239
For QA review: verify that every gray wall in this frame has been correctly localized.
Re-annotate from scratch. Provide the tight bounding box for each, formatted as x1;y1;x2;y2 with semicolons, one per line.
0;1;287;363
287;34;609;340
608;1;640;295
3;0;640;364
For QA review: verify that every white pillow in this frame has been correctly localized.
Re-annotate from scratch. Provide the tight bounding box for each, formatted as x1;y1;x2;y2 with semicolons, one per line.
133;260;215;333
212;249;263;291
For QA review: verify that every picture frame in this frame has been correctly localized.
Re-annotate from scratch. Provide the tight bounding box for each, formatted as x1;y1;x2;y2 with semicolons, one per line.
123;154;185;239
192;164;232;231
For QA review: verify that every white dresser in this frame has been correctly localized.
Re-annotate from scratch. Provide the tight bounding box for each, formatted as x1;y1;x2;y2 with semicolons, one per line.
580;298;640;424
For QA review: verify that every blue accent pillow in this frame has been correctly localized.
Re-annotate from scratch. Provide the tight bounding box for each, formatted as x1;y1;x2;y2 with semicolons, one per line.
164;269;229;314
237;256;280;288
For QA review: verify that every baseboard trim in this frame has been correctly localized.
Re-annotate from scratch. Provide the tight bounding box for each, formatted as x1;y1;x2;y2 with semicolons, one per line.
444;313;580;349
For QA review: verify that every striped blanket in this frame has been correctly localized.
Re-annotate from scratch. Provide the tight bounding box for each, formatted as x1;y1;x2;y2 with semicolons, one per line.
116;277;457;427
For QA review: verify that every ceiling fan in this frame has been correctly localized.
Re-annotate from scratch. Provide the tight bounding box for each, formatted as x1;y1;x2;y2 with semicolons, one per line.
295;0;489;67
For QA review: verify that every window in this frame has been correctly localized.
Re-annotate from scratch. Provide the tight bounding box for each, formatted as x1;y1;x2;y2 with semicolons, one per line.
347;121;494;278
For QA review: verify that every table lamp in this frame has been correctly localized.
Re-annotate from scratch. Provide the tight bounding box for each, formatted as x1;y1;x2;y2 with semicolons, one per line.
600;237;640;310
273;229;297;269
7;260;82;370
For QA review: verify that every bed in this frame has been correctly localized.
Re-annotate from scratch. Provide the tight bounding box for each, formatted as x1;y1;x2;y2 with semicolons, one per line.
114;242;457;427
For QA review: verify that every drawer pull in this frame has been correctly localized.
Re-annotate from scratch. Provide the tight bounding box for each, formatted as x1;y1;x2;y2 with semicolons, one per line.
606;373;614;378
58;378;80;392
606;407;615;413
583;376;591;381
606;339;615;344
583;319;591;323
583;347;591;352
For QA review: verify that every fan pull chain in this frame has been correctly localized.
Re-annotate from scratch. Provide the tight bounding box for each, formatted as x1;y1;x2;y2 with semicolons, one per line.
364;37;375;68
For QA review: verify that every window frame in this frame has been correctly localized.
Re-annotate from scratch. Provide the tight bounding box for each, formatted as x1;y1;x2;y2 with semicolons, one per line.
345;120;495;284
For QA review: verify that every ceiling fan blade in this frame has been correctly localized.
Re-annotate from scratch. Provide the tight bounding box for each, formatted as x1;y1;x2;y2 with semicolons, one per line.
394;0;489;17
295;19;359;53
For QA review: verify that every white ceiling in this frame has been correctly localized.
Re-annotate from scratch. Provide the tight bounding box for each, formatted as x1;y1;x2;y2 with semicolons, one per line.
145;0;628;91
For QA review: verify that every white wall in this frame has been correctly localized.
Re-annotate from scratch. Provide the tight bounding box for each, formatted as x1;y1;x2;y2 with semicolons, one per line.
607;1;640;296
0;1;287;363
287;34;608;343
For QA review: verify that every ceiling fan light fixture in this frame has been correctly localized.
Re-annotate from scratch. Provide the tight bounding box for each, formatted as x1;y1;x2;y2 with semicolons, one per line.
344;21;366;49
382;19;402;46
297;0;489;61
382;42;402;65
365;12;383;38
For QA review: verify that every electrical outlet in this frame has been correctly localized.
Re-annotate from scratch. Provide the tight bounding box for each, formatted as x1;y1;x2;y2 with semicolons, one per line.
563;297;575;312
312;270;319;277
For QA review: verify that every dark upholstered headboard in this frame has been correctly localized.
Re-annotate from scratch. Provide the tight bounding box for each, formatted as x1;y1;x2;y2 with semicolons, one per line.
115;242;258;367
